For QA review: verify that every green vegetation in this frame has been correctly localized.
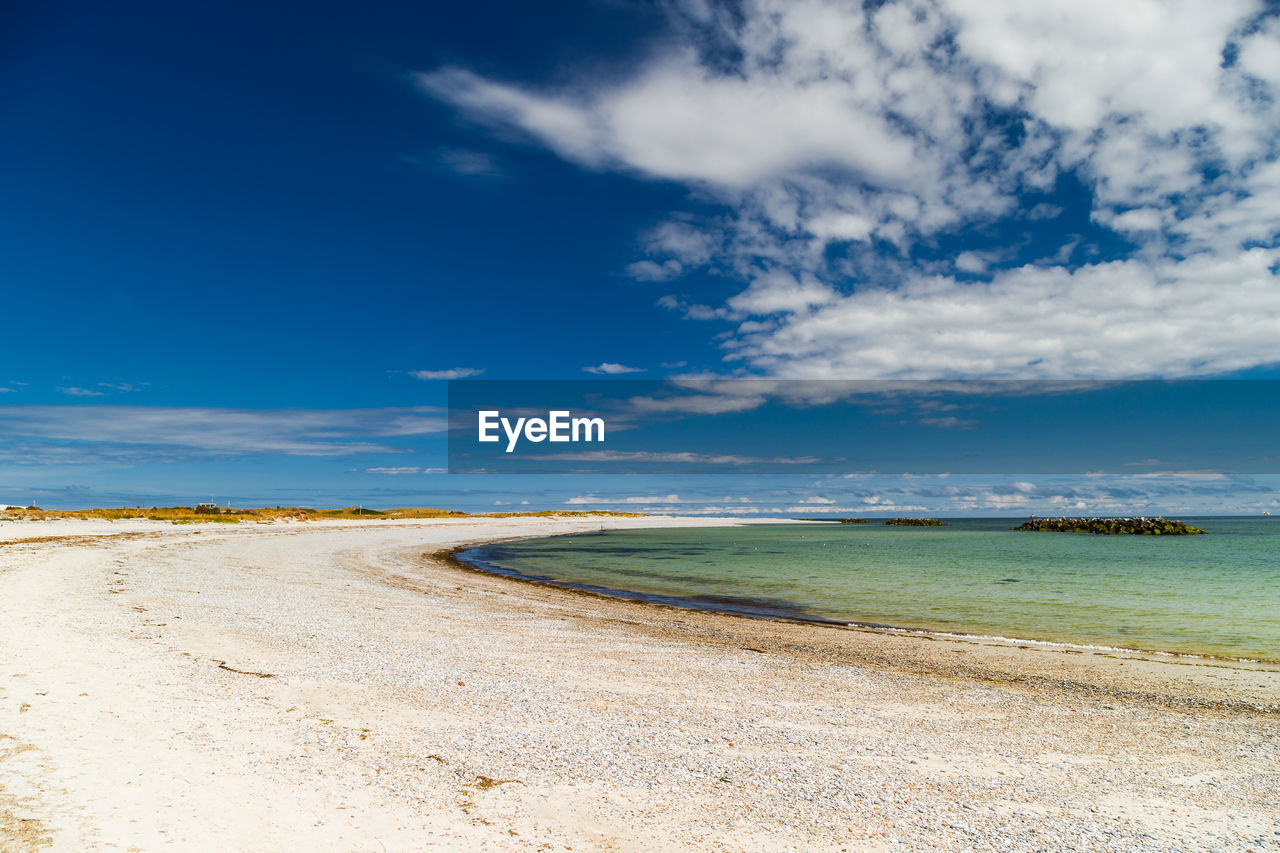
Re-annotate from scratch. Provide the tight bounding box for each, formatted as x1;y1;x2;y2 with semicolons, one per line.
884;518;946;526
793;517;871;523
1014;517;1206;535
0;506;648;524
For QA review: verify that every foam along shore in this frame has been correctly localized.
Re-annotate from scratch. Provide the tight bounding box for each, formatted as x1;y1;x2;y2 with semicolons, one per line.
2;516;1277;851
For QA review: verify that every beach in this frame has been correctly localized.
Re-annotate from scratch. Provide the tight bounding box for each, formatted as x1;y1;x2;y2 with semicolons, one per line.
2;517;1277;851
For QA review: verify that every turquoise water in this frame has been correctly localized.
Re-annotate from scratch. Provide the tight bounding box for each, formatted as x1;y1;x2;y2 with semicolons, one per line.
458;518;1280;661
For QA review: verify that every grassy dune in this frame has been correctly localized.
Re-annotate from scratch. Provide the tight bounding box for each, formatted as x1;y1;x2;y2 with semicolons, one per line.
0;506;647;524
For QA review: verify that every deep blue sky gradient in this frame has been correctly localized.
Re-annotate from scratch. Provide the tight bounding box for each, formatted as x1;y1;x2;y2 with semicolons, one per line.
3;1;1278;512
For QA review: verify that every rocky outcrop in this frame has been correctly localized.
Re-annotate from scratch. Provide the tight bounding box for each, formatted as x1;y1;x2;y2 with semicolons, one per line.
1014;517;1206;535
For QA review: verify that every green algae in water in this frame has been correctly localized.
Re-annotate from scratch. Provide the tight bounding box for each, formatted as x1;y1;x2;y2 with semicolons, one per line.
460;517;1280;662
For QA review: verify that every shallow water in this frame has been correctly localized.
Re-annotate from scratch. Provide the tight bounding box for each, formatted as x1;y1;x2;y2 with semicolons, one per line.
459;517;1280;661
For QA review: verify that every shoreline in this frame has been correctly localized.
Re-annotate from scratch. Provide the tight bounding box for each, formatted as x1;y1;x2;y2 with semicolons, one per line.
425;536;1279;716
3;516;1279;850
447;532;1280;673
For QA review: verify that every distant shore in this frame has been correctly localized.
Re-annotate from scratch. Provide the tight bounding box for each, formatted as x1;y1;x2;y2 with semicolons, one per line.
2;516;1277;851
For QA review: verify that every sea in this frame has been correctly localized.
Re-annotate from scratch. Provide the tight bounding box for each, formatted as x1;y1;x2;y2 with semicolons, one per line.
457;517;1280;662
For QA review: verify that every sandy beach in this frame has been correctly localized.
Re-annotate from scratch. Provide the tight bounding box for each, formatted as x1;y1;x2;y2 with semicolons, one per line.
1;517;1277;852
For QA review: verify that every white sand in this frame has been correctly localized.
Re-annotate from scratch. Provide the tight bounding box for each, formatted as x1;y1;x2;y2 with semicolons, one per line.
1;517;1277;851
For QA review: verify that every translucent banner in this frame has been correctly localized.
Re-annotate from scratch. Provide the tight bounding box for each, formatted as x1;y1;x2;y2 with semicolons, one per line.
447;380;1279;474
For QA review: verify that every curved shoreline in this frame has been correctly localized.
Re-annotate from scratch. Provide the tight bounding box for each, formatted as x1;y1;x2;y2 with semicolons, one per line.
445;535;1280;670
411;538;1280;718
4;516;1280;852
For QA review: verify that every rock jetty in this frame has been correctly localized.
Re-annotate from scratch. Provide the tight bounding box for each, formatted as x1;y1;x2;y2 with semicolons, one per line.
1014;517;1206;535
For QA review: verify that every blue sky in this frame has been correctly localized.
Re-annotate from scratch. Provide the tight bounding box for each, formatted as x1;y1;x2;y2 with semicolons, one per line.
3;0;1279;513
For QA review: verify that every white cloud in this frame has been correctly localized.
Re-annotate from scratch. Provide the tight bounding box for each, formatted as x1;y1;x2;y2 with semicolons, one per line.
418;59;918;190
644;221;717;266
1100;208;1167;233
584;362;645;374
411;367;485;380
56;381;145;398
1237;16;1280;87
551;450;819;465
727;270;838;315
626;259;683;281
0;406;447;460
954;251;992;274
948;0;1254;132
433;147;507;179
725;250;1280;378
551;474;1280;515
365;466;447;475
626;391;766;415
566;493;682;504
419;0;1280;379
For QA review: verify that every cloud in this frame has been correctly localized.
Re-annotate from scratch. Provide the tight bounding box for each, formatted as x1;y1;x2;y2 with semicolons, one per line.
419;0;1280;379
626;390;767;415
432;147;509;179
0;406;447;462
726;270;838;315
641;221;718;266
416;60;918;189
583;362;645;374
621;378;1104;418
549;449;819;465
626;259;683;281
955;251;995;274
365;466;447;475
411;367;485;380
566;493;683;504
723;252;1280;378
56;381;147;397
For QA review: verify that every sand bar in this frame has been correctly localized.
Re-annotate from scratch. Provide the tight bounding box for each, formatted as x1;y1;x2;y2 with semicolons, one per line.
2;517;1278;851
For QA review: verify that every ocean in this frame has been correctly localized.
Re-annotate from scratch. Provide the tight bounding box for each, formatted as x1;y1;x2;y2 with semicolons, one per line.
457;517;1280;662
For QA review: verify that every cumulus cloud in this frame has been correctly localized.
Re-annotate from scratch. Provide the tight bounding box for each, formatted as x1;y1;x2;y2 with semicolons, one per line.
626;259;683;281
411;367;485;380
419;0;1280;379
584;362;645;374
725;251;1280;378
